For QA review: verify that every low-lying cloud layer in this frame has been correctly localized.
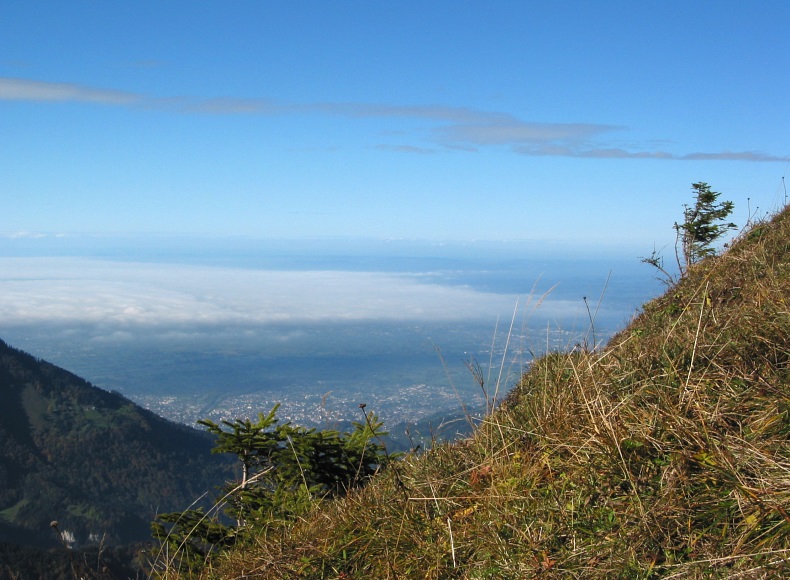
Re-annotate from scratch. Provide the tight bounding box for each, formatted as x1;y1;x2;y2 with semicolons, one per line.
0;257;544;330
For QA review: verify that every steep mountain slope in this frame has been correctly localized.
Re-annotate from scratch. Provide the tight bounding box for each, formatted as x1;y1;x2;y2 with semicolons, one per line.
0;338;233;549
202;206;790;578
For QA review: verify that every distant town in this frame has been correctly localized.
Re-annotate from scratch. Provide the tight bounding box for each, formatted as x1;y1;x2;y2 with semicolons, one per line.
131;378;481;430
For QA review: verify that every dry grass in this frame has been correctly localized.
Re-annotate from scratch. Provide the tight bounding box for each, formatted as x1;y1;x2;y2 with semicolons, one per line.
160;206;790;579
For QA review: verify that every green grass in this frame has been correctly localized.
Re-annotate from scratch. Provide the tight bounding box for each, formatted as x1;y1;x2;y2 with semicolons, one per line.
153;205;790;579
0;499;29;523
20;385;51;431
67;502;101;521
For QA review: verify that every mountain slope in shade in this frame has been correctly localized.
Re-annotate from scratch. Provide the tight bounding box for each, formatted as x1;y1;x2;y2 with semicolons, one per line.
0;337;234;548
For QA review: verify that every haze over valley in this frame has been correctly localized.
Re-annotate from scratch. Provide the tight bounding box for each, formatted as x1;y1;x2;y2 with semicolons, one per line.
0;237;660;430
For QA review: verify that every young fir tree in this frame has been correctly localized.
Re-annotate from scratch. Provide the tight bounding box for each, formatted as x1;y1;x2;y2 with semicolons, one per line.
150;405;395;573
643;182;736;283
198;404;281;491
676;181;737;270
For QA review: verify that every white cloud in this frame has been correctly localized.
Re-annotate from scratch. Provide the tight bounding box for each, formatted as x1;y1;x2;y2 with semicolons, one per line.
1;231;49;239
0;257;526;327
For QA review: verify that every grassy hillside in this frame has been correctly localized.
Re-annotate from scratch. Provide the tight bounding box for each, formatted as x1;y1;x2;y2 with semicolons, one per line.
159;204;790;579
0;339;234;550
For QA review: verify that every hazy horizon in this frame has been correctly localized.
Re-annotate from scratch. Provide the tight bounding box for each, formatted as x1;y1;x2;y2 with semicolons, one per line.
0;239;662;426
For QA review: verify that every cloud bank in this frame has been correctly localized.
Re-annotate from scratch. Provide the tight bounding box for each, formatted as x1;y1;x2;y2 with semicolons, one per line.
2;76;786;162
0;257;533;329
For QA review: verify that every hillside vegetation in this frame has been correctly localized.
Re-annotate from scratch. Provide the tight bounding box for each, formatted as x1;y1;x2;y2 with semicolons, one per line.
156;204;790;579
0;339;233;553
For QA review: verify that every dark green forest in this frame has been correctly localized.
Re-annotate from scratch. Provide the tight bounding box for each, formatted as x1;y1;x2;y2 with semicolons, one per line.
0;338;234;564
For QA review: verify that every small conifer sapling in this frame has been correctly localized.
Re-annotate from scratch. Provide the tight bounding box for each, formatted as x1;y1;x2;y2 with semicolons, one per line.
642;181;736;283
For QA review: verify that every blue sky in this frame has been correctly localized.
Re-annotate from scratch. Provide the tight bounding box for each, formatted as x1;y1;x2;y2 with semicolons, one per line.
2;1;789;246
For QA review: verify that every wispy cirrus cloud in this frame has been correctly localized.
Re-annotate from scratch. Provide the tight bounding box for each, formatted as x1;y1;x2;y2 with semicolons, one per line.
511;145;789;162
441;123;789;162
0;77;508;122
185;96;289;115
437;121;617;146
0;77;140;106
2;76;786;162
374;144;436;155
678;150;790;162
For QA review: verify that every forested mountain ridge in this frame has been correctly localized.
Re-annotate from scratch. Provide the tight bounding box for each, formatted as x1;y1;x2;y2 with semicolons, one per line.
0;338;234;550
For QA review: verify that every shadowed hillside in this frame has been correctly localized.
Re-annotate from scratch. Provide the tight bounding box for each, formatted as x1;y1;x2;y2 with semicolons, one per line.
171;205;790;578
0;338;233;551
